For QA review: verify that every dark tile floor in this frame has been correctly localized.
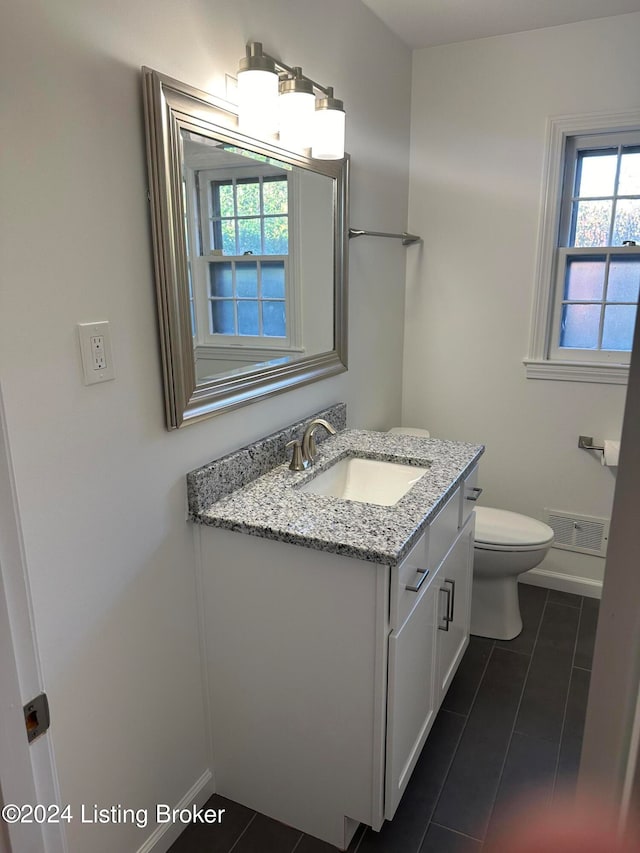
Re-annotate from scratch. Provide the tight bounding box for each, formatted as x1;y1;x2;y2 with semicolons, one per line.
169;584;599;853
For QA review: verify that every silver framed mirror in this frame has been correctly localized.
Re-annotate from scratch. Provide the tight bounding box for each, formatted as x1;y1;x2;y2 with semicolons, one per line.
142;67;349;429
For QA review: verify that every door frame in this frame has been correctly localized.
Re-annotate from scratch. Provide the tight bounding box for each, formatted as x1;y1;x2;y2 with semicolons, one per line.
0;385;64;853
579;302;640;828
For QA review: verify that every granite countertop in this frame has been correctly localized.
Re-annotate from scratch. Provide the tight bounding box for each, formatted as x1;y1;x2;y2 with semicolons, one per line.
190;428;484;566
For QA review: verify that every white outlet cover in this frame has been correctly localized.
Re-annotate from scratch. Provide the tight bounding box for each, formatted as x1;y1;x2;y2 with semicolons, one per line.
77;321;115;385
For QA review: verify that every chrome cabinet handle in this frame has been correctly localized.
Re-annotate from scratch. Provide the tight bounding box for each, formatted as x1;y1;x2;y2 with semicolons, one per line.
438;586;451;631
438;579;456;630
466;486;483;502
405;568;429;592
444;578;456;622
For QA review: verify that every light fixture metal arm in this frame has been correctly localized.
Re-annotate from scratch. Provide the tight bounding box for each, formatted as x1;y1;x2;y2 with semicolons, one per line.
245;41;336;99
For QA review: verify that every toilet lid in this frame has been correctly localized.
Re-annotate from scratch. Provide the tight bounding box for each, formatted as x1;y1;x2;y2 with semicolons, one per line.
474;507;554;548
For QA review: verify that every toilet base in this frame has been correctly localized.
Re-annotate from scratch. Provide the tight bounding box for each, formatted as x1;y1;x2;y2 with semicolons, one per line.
470;574;523;641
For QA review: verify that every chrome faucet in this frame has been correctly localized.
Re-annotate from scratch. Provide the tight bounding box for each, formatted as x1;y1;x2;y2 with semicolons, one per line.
301;418;337;466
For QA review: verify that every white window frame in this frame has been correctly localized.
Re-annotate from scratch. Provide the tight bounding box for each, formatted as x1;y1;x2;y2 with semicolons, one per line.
525;109;640;384
183;159;302;357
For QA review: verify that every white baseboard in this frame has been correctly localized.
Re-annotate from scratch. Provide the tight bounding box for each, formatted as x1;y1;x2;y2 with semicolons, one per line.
520;568;602;599
137;770;215;853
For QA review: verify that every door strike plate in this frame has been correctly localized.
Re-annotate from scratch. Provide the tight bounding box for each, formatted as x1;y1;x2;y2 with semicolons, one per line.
24;693;50;743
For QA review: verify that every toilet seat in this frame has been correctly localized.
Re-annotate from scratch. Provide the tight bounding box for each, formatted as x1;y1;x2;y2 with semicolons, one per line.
474;507;554;553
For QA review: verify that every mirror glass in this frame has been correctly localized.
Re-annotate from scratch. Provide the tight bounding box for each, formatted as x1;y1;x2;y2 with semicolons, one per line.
182;132;335;384
142;68;348;428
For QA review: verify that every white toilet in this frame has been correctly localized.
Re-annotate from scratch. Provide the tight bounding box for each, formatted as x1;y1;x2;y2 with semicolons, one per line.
388;427;555;641
472;506;554;640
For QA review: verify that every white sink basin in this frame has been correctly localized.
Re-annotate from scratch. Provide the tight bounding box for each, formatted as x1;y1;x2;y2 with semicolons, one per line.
298;456;428;506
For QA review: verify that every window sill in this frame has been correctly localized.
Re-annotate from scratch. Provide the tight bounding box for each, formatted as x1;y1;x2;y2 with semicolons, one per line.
523;359;629;385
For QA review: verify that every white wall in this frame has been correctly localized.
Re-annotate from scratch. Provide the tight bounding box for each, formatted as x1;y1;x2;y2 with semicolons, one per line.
403;13;640;589
0;2;411;851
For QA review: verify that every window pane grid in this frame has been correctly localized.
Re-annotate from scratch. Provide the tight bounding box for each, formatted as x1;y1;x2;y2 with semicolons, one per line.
560;253;639;351
209;176;289;256
203;174;289;341
207;259;286;338
571;145;640;248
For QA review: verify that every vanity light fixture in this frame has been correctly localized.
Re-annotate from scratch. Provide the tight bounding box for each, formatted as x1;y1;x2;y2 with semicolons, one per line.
279;67;315;152
237;43;279;137
236;41;346;159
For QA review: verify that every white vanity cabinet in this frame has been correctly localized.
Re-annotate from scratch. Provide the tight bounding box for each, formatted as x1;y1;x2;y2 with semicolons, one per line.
385;487;474;819
195;474;476;851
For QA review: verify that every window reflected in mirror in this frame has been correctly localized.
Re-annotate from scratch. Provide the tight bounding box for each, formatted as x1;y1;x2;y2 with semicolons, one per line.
181;131;335;384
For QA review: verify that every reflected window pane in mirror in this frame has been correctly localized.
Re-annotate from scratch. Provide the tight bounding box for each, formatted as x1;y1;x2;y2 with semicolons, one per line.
209;262;233;297
560;303;600;348
238;218;262;255
238;301;259;335
263;179;288;214
564;258;605;300
262;261;285;298
576;151;617;197
218;220;236;254
216;182;235;218
236;180;260;216
572;200;612;247
210;300;235;334
264;216;288;254
618;149;640;195
607;258;640;302
612;199;640;246
602;304;637;350
262;301;286;337
236;262;258;297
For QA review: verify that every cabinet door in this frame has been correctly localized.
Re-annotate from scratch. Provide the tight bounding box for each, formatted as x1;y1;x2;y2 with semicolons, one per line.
436;520;474;702
385;579;438;820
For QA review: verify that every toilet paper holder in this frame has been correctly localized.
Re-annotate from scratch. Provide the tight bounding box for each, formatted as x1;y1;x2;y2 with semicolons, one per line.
578;435;604;453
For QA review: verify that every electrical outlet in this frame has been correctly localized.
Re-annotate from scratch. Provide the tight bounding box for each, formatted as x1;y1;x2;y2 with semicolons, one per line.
78;321;115;385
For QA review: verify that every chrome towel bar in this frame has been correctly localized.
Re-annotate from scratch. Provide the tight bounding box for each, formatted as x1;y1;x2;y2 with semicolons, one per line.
349;227;421;246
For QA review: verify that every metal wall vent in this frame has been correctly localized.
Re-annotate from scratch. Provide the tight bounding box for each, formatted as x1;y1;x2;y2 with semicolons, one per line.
544;509;609;557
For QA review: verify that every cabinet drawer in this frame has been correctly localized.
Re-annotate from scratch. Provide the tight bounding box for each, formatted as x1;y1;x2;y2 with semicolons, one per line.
426;486;461;572
391;532;430;631
460;465;480;528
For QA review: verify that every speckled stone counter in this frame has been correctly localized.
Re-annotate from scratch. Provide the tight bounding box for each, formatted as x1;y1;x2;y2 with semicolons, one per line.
187;403;346;515
189;417;484;567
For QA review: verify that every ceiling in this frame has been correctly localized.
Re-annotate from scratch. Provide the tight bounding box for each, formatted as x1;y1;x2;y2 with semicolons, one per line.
360;0;640;49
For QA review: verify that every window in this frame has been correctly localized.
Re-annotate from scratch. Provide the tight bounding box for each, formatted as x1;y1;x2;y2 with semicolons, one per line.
526;112;640;383
182;155;302;356
199;173;291;344
552;136;640;359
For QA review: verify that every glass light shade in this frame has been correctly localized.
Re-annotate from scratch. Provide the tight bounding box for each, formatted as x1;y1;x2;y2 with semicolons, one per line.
237;68;279;138
312;106;345;160
278;90;315;152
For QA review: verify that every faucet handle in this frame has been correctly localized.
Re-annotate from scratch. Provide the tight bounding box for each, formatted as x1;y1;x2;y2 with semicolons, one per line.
285;440;307;471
